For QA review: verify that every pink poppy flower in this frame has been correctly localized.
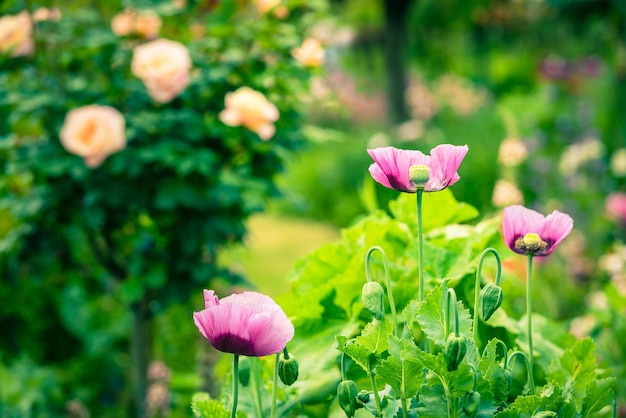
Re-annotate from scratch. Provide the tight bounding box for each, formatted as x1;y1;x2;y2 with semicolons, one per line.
193;290;294;357
502;205;573;257
367;144;468;192
606;192;626;224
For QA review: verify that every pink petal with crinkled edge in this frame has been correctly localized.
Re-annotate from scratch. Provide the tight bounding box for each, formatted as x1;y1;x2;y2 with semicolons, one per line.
539;210;573;256
367;147;428;192
502;205;546;254
425;144;468;191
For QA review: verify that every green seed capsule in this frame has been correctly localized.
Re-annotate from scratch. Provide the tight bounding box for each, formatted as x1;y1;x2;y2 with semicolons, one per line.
362;281;385;320
480;283;504;321
337;380;359;417
278;354;299;386
462;391;481;417
444;334;468;372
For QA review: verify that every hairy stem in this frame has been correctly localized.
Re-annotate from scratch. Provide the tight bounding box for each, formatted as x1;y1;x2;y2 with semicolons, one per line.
526;254;536;392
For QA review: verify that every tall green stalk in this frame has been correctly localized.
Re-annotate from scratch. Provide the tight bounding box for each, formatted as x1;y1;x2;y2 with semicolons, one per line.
417;190;425;302
473;248;502;345
526;254;536;392
231;354;240;418
368;372;383;416
249;357;264;418
365;246;399;337
271;353;279;418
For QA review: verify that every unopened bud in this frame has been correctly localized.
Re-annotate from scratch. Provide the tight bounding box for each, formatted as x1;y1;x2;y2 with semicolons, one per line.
462;391;481;417
409;164;430;188
278;354;299;386
337;380;358;417
480;283;504;321
444;334;468;372
362;281;385;320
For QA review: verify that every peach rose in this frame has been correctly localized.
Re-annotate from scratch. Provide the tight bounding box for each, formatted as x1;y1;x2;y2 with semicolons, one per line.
256;0;288;18
219;87;279;140
32;7;62;22
291;38;324;68
134;11;162;39
59;105;126;168
111;9;136;36
0;11;34;57
131;39;192;103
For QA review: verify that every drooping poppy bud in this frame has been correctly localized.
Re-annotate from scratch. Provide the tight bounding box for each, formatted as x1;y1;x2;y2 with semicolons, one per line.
480;282;504;321
462;391;481;417
337;380;359;417
362;281;385;320
278;354;299;386
444;334;468;372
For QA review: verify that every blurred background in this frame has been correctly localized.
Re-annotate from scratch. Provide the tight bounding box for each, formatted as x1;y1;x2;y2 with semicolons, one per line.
1;0;625;416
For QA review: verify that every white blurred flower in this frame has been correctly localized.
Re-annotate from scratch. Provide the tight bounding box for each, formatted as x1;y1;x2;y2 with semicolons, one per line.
610;148;626;177
492;179;524;208
291;38;324;68
498;137;528;167
559;136;604;175
396;119;424;142
569;315;597;339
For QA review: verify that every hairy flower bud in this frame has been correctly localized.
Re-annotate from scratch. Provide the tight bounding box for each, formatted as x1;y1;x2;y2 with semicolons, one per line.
337;380;358;417
462;391;481;417
444;334;468;372
278;354;299;386
480;283;503;321
361;281;385;320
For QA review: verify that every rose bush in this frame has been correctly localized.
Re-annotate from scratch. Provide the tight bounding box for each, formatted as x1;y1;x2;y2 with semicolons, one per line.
0;0;327;415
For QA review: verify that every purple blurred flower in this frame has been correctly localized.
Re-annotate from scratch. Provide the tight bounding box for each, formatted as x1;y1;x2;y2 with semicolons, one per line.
193;290;294;357
538;55;570;80
367;144;468;192
606;192;626;224
503;205;573;257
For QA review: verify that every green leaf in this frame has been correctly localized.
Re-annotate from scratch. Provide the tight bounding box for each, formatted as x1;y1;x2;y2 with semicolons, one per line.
376;336;424;399
416;284;473;347
581;377;616;417
190;393;231;418
546;338;603;413
479;339;510;403
355;318;393;355
416;384;450;418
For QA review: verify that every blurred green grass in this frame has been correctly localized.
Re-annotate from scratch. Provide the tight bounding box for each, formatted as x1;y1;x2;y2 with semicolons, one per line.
219;214;341;297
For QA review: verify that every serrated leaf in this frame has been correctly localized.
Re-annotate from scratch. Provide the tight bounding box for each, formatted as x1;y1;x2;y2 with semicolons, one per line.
191;393;231;418
546;338;598;412
356;318;393;355
401;299;420;340
416;284;473;347
479;339;510;402
336;335;373;373
376;336;423;399
581;377;616;417
416;384;449;418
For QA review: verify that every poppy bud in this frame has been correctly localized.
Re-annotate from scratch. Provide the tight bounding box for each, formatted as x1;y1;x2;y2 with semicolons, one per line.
480;283;503;321
362;281;385;320
462;391;481;417
337;380;358;417
278;354;299;386
445;334;468;372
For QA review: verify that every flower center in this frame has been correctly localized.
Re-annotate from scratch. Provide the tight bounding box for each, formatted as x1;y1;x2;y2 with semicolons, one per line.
212;333;256;356
514;232;548;254
409;164;430;187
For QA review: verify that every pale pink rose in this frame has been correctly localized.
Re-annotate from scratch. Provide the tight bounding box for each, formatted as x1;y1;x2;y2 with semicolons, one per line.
219;87;279;140
606;192;626;224
60;105;126;168
291;38;324;68
131;39;192;103
256;0;288;18
134;11;162;39
0;11;34;57
32;7;62;22
111;9;136;36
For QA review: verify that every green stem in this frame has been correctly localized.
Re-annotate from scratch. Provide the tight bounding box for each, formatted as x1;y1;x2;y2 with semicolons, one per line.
526;254;536;392
271;353;279;418
368;372;383;416
473;248;502;345
365;246;399;337
340;352;347;381
250;357;264;418
231;355;239;418
492;339;509;369
444;288;460;338
401;396;408;418
508;351;535;394
417;189;425;302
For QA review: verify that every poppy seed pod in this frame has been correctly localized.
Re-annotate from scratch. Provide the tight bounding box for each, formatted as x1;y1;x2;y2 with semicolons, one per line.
337;380;358;417
480;283;504;321
361;281;385;320
278;354;299;386
444;334;468;372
